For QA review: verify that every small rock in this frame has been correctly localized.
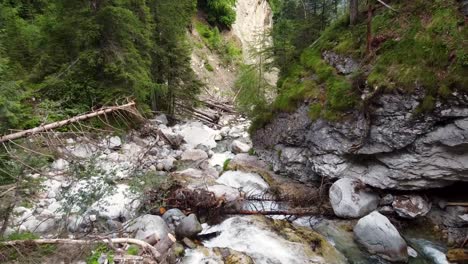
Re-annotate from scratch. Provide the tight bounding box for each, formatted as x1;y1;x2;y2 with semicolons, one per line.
220;127;230;137
153;114;169;125
175;214;202;238
182;237;197;249
172;242;185;257
214;134;223;141
181;149;208;161
354;211;408;262
380;194;394;205
108;136;122;150
161;157;176;171
51;159;69;171
231;140;251;154
89;215;97;222
156;163;164;171
66;138;75;144
107;152;120;161
149;165;157;171
392;195;431;219
329;178;380;218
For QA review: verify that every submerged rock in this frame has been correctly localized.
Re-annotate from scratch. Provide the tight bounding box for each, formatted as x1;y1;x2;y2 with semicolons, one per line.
201;215;347;264
329;178;380;218
392;195;431;219
354;211;408;262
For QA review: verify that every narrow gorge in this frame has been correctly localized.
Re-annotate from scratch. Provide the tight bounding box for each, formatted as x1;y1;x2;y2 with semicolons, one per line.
0;0;467;264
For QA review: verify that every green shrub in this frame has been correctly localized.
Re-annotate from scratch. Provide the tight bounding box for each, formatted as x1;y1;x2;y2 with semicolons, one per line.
205;0;236;28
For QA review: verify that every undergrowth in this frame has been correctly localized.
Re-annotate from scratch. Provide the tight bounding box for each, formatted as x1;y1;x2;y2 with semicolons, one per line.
251;0;467;132
194;20;242;66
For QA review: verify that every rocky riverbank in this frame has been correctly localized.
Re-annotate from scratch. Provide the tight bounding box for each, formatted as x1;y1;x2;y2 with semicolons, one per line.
3;107;465;263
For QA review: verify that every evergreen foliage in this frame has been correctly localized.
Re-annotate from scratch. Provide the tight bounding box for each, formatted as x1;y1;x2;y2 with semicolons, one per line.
201;0;237;28
0;0;200;134
250;0;467;131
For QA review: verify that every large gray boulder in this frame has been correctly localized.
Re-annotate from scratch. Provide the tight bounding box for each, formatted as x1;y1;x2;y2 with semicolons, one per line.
329;178;379;218
392;195;431;219
354;211;408;262
125;214;170;241
175;214;202;238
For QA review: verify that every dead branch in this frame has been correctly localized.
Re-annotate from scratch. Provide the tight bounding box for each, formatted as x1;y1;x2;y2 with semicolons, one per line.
0;238;161;260
224;209;321;216
377;0;398;12
0;101;142;143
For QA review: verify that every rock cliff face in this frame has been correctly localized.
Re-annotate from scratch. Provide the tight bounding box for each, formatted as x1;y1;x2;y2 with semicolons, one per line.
253;57;468;190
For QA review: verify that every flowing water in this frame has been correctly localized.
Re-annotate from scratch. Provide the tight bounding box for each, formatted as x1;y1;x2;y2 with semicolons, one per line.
179;118;448;264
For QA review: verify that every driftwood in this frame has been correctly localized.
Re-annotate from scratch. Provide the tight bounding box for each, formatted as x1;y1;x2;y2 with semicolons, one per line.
0;101;143;143
201;100;236;114
0;237;161;260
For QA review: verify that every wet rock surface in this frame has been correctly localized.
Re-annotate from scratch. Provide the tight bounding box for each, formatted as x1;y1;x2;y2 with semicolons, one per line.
253;97;468;190
354;211;409;262
329;178;380;218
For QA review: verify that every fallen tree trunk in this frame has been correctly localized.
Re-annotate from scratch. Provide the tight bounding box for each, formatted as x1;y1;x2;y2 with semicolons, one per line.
0;237;161;260
0;101;143;143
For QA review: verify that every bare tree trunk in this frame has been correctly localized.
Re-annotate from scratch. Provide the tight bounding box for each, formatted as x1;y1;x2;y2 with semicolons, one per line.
0;101;142;143
366;0;373;55
350;0;359;25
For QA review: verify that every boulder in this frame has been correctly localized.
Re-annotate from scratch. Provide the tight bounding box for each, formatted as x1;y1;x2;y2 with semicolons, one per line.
175;214;202;238
392;195;431;219
178;122;217;149
125;214;170;241
354;211;408;262
88;184;139;221
231;140;251;154
181;149;208;161
329;178;380;218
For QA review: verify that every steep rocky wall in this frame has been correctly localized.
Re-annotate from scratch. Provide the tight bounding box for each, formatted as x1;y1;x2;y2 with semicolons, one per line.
231;0;273;64
252;57;468;190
